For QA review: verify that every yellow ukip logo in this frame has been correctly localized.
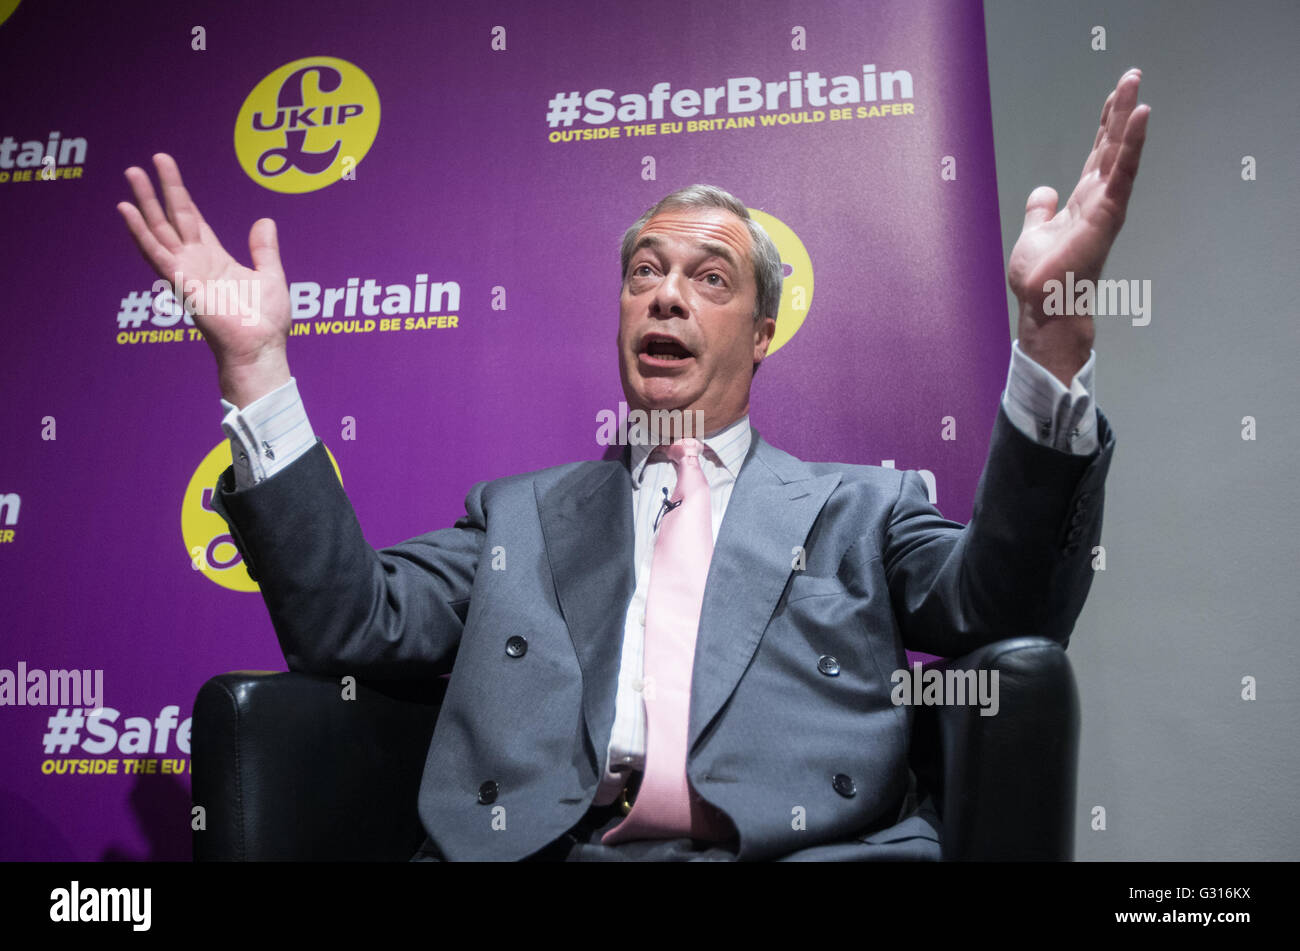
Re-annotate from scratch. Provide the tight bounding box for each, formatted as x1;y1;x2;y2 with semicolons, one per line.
235;56;380;194
749;209;814;355
182;442;343;592
0;0;22;29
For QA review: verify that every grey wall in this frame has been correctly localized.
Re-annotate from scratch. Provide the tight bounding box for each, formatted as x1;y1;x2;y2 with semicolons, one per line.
982;0;1300;860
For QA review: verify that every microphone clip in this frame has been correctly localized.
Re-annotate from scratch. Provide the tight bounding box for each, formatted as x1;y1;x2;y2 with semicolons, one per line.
653;487;683;531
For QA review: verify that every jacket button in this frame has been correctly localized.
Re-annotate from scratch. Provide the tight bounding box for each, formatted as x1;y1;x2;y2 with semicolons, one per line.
832;773;856;798
478;780;499;804
505;636;528;658
817;655;840;677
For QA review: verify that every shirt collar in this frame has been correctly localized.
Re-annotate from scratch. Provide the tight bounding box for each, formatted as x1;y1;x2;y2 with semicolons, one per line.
629;413;751;486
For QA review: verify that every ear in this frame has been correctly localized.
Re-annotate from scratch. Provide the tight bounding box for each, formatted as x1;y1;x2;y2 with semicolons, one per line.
752;316;776;365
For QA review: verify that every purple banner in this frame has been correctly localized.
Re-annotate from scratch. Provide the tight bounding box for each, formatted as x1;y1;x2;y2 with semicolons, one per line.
0;0;1007;860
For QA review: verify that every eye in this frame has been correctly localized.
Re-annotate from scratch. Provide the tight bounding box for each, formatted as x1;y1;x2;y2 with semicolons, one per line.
633;264;654;277
703;272;726;286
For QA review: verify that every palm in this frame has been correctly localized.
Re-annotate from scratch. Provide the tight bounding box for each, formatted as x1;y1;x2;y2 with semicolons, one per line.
1009;173;1124;308
1008;70;1149;327
117;154;290;365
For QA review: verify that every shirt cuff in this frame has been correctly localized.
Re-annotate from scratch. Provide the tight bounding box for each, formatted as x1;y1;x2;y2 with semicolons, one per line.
1001;340;1099;455
220;377;317;489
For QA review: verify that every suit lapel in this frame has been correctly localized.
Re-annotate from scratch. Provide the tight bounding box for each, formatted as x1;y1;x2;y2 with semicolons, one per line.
689;431;842;751
534;434;842;766
535;458;635;762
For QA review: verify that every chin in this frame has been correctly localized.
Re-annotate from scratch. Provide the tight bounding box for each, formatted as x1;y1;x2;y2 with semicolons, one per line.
635;383;695;411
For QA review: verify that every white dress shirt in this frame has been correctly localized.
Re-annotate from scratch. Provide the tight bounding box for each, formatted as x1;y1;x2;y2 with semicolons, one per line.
590;413;752;804
219;341;1099;801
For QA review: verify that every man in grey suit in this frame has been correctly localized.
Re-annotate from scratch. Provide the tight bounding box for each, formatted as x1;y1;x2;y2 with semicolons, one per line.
119;71;1148;861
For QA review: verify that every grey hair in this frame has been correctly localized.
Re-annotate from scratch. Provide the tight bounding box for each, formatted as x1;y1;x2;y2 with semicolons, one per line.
620;184;783;326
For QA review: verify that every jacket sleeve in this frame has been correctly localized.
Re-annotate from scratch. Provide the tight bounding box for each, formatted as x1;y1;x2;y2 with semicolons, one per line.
882;404;1115;656
209;438;486;678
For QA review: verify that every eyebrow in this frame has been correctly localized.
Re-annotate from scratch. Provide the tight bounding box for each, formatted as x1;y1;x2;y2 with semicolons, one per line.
631;235;740;270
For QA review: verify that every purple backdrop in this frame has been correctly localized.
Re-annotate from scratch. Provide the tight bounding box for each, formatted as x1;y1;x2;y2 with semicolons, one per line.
0;0;1008;860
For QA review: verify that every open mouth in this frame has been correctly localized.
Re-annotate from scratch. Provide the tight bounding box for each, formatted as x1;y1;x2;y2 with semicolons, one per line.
640;335;694;364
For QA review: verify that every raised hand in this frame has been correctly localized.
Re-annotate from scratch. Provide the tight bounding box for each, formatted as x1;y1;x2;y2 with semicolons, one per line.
1007;68;1150;385
117;153;292;407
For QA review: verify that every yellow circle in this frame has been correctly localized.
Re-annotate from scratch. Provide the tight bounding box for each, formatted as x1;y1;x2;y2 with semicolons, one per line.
234;56;380;194
749;208;814;356
0;0;22;28
182;441;343;592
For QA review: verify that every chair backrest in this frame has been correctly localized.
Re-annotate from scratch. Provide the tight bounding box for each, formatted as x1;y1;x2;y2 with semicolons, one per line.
193;637;1079;860
192;671;444;861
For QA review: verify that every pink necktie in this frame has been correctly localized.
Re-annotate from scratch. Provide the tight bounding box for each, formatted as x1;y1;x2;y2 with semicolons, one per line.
603;438;732;844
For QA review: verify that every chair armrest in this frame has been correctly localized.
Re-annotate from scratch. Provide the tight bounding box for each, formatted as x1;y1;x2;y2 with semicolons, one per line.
191;671;445;861
914;637;1080;861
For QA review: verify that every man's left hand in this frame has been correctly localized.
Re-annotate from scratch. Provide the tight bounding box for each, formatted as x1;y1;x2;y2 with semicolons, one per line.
1008;68;1150;385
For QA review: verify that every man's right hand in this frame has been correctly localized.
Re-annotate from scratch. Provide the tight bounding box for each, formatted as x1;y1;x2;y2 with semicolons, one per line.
117;153;291;408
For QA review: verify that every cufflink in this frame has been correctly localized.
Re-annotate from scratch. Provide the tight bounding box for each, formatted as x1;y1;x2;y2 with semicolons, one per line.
262;440;275;460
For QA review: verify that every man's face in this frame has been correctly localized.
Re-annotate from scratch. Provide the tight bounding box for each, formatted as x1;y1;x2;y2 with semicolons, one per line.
617;206;776;435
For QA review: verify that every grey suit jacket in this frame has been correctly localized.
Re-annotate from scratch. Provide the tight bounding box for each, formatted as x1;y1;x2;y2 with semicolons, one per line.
211;405;1114;861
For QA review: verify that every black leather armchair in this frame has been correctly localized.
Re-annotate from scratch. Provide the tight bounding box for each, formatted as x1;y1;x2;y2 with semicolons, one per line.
191;635;1079;861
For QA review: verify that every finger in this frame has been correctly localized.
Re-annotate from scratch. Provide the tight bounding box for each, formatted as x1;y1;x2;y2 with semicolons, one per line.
1106;69;1141;141
198;218;223;251
153;153;206;245
124;164;182;252
1103;104;1149;210
1081;90;1117;178
1022;185;1059;230
248;218;283;275
1091;90;1116;153
1100;69;1141;177
117;200;177;277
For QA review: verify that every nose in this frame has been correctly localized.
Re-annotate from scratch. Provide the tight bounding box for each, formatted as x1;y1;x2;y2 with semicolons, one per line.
652;268;688;317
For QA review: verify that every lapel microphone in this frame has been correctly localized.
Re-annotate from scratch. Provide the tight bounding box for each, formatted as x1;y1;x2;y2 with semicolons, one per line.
654;486;683;531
